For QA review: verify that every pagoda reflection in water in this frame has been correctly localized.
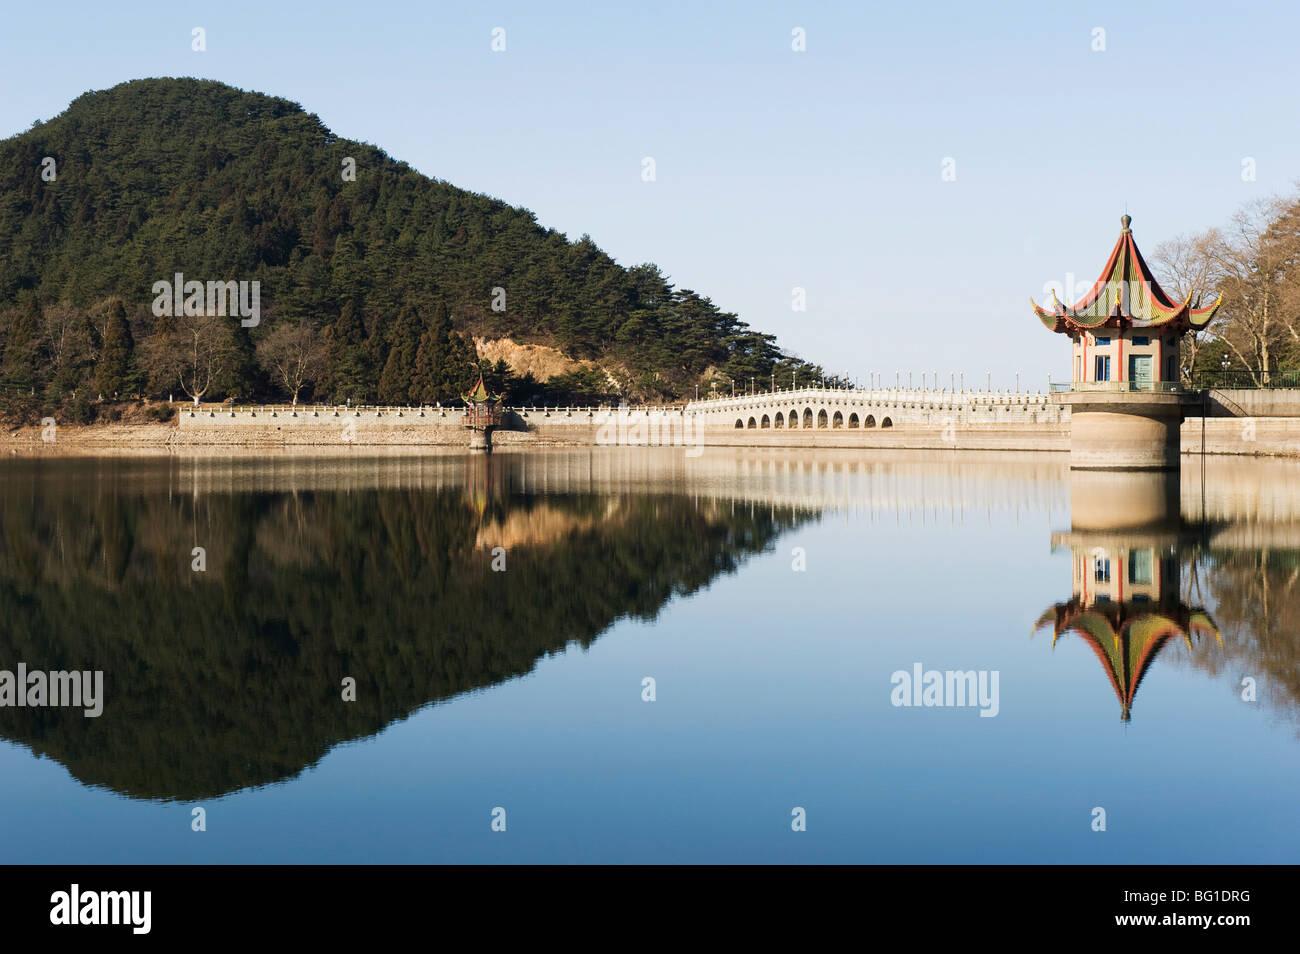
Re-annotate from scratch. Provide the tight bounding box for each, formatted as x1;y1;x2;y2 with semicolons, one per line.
1035;470;1220;721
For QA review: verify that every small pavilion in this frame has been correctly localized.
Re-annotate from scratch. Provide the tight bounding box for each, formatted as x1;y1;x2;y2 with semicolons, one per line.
462;373;503;451
1037;215;1222;469
1033;214;1221;388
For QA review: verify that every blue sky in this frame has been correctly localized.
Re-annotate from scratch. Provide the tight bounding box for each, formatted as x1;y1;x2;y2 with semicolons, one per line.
3;0;1298;388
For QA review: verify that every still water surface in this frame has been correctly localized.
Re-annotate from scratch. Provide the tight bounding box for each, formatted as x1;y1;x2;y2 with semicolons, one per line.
0;447;1296;863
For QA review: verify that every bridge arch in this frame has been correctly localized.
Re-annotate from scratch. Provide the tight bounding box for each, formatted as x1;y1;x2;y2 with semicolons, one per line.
747;416;757;429
760;414;770;429
774;412;784;428
735;418;744;429
865;414;876;428
789;408;800;428
817;409;828;428
848;413;860;428
832;410;843;429
881;416;893;428
803;408;814;428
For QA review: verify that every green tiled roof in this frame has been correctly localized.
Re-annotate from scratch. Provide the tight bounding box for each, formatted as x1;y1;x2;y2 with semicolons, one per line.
1033;215;1222;334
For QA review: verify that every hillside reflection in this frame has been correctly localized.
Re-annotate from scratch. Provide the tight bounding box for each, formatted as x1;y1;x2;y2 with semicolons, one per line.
0;452;815;801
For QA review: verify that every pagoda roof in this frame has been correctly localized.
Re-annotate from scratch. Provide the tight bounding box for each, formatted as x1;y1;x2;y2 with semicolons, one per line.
1032;215;1222;335
1036;600;1220;721
463;373;498;405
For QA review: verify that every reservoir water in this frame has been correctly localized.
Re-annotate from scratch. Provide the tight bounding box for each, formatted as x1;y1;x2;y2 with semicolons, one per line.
0;447;1295;863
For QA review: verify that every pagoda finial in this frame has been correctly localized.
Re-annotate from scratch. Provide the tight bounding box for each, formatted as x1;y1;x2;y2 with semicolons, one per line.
1120;213;1132;233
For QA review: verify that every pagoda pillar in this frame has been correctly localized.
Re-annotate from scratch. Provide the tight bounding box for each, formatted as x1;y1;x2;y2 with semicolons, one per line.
1054;391;1197;470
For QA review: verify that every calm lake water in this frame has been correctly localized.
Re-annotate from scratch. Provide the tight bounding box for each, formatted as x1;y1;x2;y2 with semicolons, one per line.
0;447;1296;863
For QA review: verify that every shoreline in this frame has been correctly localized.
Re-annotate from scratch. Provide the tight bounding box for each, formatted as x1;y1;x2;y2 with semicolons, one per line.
3;416;1300;458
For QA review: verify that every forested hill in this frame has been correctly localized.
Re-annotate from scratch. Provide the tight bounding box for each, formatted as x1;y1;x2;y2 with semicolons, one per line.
0;78;824;415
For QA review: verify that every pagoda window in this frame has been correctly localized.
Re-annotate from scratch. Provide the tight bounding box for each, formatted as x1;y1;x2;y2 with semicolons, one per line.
1093;556;1111;582
1132;335;1150;346
1128;549;1154;586
1095;336;1111;346
1094;355;1111;381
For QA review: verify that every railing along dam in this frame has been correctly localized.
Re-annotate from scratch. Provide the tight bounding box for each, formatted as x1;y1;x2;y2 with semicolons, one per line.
686;386;1066;429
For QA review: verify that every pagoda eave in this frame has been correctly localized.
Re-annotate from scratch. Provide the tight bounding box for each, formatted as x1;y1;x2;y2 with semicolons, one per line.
1041;311;1207;337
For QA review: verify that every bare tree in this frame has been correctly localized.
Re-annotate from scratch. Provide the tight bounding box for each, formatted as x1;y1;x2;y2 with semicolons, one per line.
1150;229;1227;379
39;304;98;392
1207;196;1300;385
1262;196;1300;365
148;313;238;405
256;320;326;405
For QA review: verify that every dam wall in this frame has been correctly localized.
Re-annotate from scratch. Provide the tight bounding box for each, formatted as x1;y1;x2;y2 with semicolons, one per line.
161;400;1300;458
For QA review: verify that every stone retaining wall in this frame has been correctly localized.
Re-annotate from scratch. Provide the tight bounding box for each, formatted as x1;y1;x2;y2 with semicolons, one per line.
9;404;1300;459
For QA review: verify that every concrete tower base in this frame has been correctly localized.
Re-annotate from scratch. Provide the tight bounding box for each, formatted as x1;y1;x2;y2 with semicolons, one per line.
468;428;492;452
1068;469;1182;531
1053;392;1200;470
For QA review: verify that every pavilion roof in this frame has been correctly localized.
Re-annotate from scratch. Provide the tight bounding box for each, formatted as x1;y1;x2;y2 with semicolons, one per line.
1031;215;1222;335
463;373;497;405
1036;600;1220;721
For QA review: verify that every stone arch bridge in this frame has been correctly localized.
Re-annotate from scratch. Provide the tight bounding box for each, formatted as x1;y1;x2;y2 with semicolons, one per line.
686;386;1066;431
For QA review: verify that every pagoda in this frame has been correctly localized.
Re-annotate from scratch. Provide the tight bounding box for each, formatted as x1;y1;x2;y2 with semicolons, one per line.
1034;599;1219;722
1034;215;1220;469
462;373;503;452
1036;468;1220;722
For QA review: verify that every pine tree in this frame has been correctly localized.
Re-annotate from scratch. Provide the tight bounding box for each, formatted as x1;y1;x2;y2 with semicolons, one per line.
442;330;478;402
1;292;43;390
377;306;420;404
410;301;452;405
95;299;135;398
324;301;371;402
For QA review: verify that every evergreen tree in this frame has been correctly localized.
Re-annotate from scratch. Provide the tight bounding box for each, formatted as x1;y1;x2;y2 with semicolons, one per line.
377;306;420;404
442;330;478;402
95;299;134;398
1;292;43;391
324;301;371;402
410;301;452;405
